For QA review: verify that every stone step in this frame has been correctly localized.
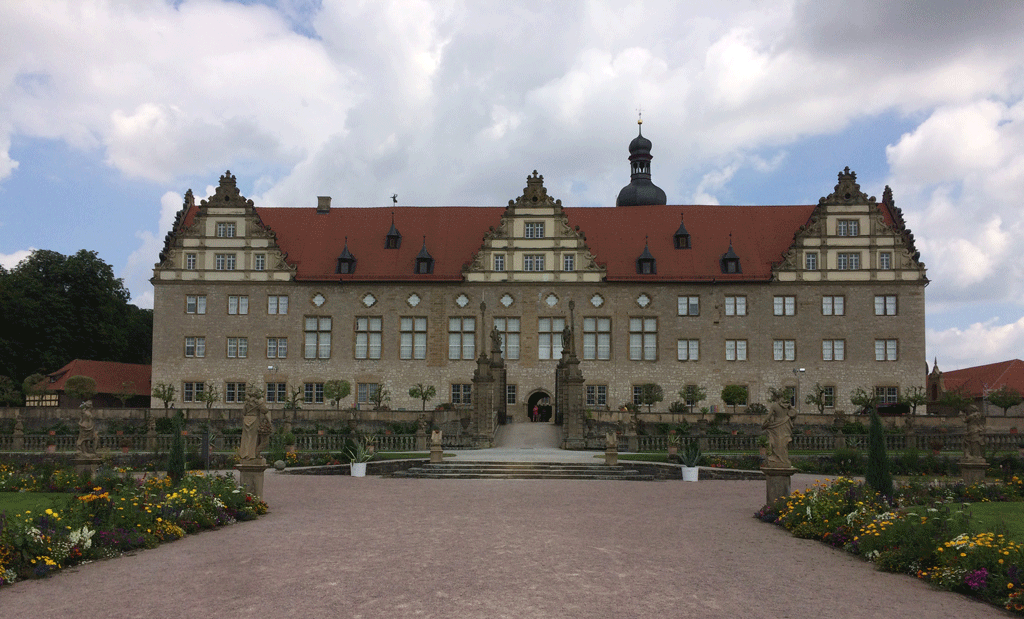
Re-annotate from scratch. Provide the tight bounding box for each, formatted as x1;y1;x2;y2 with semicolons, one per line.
391;461;656;481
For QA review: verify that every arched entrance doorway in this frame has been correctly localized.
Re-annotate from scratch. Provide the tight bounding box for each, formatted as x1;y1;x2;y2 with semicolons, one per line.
527;391;553;423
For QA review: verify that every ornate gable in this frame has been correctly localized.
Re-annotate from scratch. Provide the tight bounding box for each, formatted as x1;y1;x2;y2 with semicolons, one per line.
463;171;605;283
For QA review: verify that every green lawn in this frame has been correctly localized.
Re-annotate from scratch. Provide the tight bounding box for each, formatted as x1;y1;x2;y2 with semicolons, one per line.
966;502;1024;543
0;492;72;516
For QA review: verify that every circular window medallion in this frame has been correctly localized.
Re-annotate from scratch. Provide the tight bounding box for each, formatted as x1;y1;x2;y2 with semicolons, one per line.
545;293;559;307
636;293;651;308
312;293;326;307
591;294;604;308
456;293;470;308
407;293;421;307
500;293;514;307
361;293;377;307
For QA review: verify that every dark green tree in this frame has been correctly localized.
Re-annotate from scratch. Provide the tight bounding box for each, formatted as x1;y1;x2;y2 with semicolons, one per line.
0;249;153;381
986;385;1023;416
167;411;186;485
639;383;664;413
939;387;974;415
850;387;877;415
865;410;893;497
64;375;97;402
409;383;437;411
679;384;706;415
899;386;928;416
0;376;20;406
721;385;748;414
324;380;351;410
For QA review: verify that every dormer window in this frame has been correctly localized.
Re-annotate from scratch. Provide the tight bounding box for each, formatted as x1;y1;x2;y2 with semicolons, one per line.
415;238;434;274
385;214;402;249
673;214;690;249
636;242;656;274
720;241;741;274
336;239;356;275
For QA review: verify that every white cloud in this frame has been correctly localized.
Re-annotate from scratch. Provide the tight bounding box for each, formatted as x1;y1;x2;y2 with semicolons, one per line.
0;132;17;181
0;248;33;269
928;316;1024;370
119;191;184;309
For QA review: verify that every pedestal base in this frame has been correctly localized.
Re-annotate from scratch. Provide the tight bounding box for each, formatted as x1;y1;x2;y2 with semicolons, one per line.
236;460;269;499
761;466;798;506
960;459;988;485
430;445;444;464
605;449;618;466
73;455;103;476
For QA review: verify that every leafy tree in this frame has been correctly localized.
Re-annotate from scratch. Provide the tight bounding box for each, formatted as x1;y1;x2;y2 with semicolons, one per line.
679;384;706;415
153;382;176;414
939;387;974;414
324;380;351;410
767;386;794;404
986;385;1023;415
114;380;137;408
720;385;748;414
805;383;830;415
866;410;893;497
0;376;20;406
283;387;303;411
639;383;664;413
23;373;47;403
850;387;877;414
899;386;928;416
409;383;437;411
64;375;97;402
167;411;186;485
0;249;153;381
195;383;219;411
369;385;391;411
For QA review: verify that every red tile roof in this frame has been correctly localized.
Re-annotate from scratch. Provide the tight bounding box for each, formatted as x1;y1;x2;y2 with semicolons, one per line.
254;203;817;282
43;360;152;396
942;359;1024;397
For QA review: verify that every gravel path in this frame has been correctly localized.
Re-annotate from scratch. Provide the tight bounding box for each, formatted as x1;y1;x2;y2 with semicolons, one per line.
2;470;1006;618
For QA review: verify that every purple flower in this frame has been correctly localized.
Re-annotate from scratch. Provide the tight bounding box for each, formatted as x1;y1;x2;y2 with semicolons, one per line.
964;568;988;590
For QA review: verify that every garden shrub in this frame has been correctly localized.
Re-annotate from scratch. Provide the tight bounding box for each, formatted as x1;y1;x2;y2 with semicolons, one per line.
866;411;893;497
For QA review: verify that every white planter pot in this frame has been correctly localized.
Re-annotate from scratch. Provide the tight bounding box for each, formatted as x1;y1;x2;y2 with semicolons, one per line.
681;466;699;482
351;462;367;477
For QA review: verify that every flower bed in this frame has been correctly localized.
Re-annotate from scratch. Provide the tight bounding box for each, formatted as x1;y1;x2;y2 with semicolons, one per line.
0;463;268;587
756;475;1024;614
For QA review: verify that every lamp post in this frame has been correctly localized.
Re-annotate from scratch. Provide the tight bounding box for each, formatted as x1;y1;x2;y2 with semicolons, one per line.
792;367;805;414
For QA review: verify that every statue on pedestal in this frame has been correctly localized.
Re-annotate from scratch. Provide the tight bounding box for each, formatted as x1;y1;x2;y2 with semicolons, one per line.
961;405;985;462
239;397;272;462
77;400;98;456
762;400;797;468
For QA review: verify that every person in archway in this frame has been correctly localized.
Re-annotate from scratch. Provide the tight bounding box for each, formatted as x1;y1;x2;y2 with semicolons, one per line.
532;404;539;423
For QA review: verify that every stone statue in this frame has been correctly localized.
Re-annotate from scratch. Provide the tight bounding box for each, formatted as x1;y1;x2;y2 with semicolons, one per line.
490;326;503;353
961;405;985;462
762;400;798;468
561;325;573;353
76;400;98;456
606;432;617;450
239;398;273;462
430;429;442;447
417;415;427;435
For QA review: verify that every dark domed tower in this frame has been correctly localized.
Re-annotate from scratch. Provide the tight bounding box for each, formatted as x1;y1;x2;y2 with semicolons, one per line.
616;119;667;207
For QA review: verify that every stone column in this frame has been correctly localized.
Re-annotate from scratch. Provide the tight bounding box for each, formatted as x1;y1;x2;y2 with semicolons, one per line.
960;459;988;485
761;466;798;506
605;432;618;466
430;430;444;464
236;460;270;499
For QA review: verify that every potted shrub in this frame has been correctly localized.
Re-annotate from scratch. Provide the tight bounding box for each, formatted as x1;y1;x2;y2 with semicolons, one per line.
119;437;132;453
680;441;701;482
346;436;375;477
928;437;944;456
756;434;769;457
283;432;296;453
45;436;57;453
667;431;681;460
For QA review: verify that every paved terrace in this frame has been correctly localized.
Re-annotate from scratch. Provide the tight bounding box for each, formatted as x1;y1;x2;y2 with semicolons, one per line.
2;423;1006;618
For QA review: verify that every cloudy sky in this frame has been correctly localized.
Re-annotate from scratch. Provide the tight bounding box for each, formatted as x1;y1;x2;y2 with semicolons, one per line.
1;0;1023;371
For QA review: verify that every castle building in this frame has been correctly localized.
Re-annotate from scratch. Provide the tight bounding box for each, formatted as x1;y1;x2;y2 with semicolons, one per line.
151;125;928;423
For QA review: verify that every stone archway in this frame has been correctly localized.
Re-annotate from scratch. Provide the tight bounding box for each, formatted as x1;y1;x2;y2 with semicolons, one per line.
526;390;553;423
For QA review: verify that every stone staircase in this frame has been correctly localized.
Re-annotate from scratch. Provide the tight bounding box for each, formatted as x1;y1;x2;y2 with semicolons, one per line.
392;461;656;481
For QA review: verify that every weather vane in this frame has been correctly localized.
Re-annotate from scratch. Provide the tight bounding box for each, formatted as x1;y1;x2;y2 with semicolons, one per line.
391;194;398;205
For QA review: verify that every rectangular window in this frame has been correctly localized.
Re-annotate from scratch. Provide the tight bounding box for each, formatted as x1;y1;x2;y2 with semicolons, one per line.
506;384;517;405
451;384;472;405
227;337;248;358
822;386;835;408
186;295;207;314
400;317;428;360
268;295;289;315
822;296;845;316
355;317;383;360
805;252;818;270
875;386;899;404
266;382;286;404
524;254;545;271
874;295;897;316
879;252;892;270
773;296;796;316
837;219;859;236
494;317;521;360
524;222;545;238
356;383;379;404
677;296;700;316
586;385;608;407
582;317;611;360
725;339;747;361
448;317;476;360
184;336;205;358
563;254;575;271
227;295;249;315
628;317;657;361
493;254;505;271
183;382;204;403
677;339;699;361
538;317;566;360
875;339;898;361
304;316;332;359
185;253;196;270
225;382;246;403
254;254;266;271
267;337;287;359
724;296;746;316
773;340;796;361
216;222;236;238
215;254;237;270
822;340;845;361
837;253;860;270
304;383;325;404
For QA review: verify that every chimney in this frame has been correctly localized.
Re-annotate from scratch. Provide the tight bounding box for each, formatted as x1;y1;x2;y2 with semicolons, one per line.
317;196;331;213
